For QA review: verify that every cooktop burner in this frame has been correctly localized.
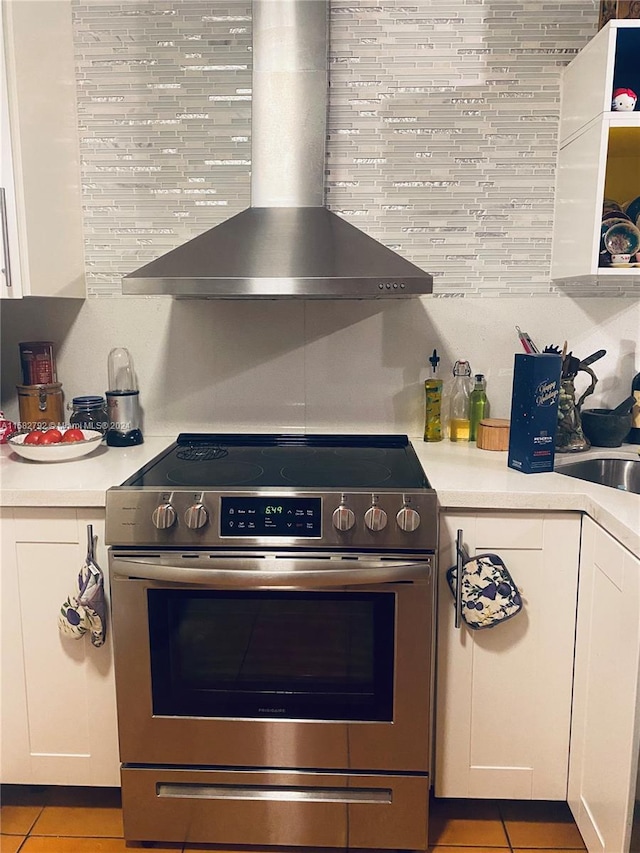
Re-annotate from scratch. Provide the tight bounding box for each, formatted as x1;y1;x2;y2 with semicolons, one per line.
122;433;430;491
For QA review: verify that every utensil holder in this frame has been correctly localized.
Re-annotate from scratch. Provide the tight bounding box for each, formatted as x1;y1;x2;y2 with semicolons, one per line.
555;378;590;453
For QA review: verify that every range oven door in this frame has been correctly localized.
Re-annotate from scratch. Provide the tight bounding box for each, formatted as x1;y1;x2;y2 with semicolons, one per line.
109;551;434;774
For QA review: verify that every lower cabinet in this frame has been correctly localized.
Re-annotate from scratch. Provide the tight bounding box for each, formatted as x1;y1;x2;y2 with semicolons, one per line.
568;515;640;853
0;507;120;786
435;510;581;800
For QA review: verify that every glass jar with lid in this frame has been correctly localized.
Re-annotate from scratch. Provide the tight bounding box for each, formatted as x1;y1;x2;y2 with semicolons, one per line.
69;395;109;435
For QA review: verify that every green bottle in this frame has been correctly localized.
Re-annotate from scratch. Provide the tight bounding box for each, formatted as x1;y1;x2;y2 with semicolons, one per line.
469;374;488;441
424;349;443;442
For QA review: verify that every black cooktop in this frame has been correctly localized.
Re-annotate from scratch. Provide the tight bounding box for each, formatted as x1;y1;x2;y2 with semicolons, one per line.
122;433;431;490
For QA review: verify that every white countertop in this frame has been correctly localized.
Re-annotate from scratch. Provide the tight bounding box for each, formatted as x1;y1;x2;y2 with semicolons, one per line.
1;435;639;559
0;437;171;508
411;439;640;559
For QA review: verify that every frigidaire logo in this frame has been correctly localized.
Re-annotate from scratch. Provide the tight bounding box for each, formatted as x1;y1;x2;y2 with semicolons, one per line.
535;379;558;407
259;707;286;714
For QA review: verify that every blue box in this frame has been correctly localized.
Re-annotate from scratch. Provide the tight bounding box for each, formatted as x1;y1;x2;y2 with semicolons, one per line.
507;353;562;474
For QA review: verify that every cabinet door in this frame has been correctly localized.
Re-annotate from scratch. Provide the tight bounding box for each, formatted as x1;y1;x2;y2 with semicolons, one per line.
0;5;22;298
1;0;85;299
0;508;119;785
435;511;581;799
552;21;640;283
568;516;640;853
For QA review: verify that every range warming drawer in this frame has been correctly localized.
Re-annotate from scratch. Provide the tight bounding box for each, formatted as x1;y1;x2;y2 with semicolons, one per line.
121;766;430;850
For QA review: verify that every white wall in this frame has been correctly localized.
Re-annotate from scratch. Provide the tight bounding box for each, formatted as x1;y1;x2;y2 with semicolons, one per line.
1;295;637;437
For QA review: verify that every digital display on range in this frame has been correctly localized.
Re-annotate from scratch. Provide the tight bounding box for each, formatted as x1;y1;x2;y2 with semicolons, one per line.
220;497;322;537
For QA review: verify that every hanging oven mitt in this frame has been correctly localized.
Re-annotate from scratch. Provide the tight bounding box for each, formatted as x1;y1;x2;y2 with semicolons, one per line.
58;525;107;647
447;550;523;630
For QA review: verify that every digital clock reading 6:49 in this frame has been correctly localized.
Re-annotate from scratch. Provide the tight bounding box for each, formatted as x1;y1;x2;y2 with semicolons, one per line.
220;497;322;537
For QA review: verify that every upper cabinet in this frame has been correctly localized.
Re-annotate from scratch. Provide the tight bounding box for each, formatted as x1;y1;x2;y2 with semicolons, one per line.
551;21;640;282
1;0;85;299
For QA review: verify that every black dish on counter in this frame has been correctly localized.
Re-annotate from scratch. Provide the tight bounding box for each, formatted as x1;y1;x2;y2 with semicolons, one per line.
580;408;632;448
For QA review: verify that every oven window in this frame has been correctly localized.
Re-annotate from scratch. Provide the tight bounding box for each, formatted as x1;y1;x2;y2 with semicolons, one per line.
148;590;395;721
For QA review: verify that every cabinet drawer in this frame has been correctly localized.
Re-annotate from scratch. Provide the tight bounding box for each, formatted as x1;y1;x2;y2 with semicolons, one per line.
474;513;544;550
13;508;80;542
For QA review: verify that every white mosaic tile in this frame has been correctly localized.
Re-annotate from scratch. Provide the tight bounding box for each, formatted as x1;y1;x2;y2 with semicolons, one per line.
71;0;637;298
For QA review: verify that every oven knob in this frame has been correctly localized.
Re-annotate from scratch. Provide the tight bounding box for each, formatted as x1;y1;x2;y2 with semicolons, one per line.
332;505;355;531
184;503;208;530
152;502;176;529
364;505;388;532
396;506;421;532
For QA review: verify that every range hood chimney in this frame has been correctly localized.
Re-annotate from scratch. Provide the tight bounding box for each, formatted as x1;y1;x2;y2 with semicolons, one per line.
122;0;433;299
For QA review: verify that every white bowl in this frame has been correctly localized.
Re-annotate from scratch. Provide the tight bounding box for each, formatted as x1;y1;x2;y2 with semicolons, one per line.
8;429;104;462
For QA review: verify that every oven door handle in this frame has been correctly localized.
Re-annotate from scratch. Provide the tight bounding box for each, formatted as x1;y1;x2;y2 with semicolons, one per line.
111;556;431;588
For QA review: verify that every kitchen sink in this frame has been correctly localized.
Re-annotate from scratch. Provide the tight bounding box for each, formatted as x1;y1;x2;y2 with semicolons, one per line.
556;457;640;495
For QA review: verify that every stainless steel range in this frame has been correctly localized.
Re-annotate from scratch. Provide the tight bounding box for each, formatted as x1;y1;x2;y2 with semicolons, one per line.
106;433;437;850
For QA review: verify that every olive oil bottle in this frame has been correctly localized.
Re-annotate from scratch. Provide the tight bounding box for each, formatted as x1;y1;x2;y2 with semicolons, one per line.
449;360;472;442
424;349;443;442
469;374;489;441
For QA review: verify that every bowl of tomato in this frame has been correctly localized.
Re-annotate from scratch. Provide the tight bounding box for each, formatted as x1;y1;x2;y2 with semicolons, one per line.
8;428;103;462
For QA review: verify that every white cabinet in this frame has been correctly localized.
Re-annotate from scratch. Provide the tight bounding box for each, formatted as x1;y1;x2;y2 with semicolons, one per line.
0;507;119;786
1;0;86;299
435;510;581;800
551;20;640;282
568;515;640;853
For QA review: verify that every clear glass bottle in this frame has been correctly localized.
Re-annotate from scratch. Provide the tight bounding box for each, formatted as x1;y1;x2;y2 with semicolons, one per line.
629;371;640;444
469;374;488;441
449;360;472;442
424;349;443;442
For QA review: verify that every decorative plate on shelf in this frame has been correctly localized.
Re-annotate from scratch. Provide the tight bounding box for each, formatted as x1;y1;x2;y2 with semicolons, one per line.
8;430;103;462
602;198;622;213
623;196;640;227
602;210;632;223
603;221;640;259
601;217;631;236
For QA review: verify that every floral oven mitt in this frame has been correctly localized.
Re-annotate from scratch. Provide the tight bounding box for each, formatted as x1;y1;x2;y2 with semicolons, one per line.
58;562;106;647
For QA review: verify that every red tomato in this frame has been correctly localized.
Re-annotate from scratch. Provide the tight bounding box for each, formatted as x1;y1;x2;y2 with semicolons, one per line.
61;428;85;443
24;430;45;445
39;429;63;444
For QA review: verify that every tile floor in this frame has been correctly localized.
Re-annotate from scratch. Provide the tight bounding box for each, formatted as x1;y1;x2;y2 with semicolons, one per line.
0;786;587;853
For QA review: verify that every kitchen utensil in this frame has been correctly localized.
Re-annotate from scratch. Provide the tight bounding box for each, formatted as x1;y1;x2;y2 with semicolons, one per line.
8;430;103;462
611;395;636;416
578;349;606;370
515;326;540;354
580;407;633;448
562;352;581;379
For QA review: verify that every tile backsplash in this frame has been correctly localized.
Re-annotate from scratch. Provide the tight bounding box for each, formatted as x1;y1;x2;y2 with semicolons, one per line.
71;0;618;298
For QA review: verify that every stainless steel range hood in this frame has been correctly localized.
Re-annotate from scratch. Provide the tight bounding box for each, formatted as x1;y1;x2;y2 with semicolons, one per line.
123;0;433;299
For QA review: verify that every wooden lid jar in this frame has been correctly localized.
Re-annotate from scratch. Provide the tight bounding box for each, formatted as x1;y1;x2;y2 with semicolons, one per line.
17;383;64;430
476;418;510;451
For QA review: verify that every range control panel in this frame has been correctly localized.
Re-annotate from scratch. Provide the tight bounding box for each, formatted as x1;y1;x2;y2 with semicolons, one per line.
106;488;438;552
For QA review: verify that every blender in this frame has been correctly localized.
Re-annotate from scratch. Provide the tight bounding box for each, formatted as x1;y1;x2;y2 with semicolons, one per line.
105;347;143;446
